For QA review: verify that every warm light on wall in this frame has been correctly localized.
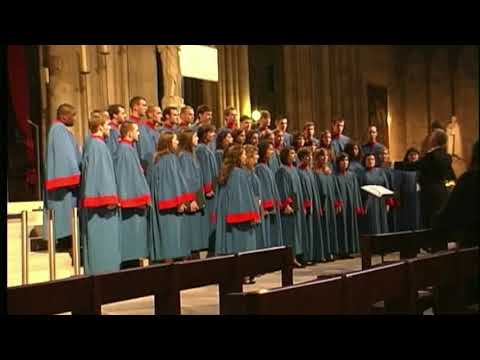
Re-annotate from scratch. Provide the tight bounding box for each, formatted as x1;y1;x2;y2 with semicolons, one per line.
252;110;261;122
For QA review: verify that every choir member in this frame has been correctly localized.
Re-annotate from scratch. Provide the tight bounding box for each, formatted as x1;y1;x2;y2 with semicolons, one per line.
255;141;284;248
178;129;206;258
275;116;293;147
256;111;272;138
344;142;365;177
80;112;121;274
215;129;233;172
196;125;219;256
128;96;147;124
331;116;351;154
232;128;247;145
44;104;82;253
106;104;128;159
137;105;160;174
215;144;260;255
358;153;391;235
179;105;195;130
334;153;364;257
240;115;253;133
147;131;194;263
361;125;385;167
245;130;260;146
303;122;320;148
159;107;179;133
313;148;340;261
115;121;151;267
275;147;305;267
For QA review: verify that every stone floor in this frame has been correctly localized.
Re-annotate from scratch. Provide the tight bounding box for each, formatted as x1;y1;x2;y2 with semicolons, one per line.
7;218;416;315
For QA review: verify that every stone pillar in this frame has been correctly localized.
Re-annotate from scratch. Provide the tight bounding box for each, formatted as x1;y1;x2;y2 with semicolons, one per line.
215;45;252;126
157;45;183;109
47;45;87;145
238;45;251;117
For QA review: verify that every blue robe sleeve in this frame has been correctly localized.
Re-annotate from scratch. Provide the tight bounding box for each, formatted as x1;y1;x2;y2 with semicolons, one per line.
152;155;195;211
275;167;295;211
115;144;151;208
255;165;277;211
46;124;81;191
224;169;261;224
178;152;204;203
80;141;118;208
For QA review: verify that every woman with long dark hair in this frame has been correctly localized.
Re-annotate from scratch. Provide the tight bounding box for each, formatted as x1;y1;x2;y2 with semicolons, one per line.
147;131;193;263
215;145;260;255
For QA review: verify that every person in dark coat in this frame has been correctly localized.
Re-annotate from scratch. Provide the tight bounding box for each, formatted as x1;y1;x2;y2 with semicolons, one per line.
432;140;479;248
418;129;456;228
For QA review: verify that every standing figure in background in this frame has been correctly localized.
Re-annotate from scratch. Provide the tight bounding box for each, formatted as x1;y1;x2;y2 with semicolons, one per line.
361;125;385;167
276;116;293;147
418;129;456;228
331;116;351;154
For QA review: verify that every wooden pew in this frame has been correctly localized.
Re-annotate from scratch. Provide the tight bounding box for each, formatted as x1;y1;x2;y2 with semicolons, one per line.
223;276;344;315
360;229;434;270
174;246;294;315
8;276;96;315
344;262;413;314
406;250;459;314
456;247;479;312
91;263;176;315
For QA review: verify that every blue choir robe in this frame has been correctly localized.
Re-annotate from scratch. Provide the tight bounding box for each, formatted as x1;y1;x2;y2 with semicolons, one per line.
268;151;282;174
215;149;224;175
158;124;178;134
147;153;194;261
178;151;206;252
314;171;341;258
334;171;364;255
358;167;390;235
196;143;219;251
105;124;120;161
398;170;422;231
255;163;283;247
308;170;326;262
283;132;293;147
44;121;82;243
361;142;386;166
215;168;260;255
297;167;319;262
115;140;151;262
80;136;121;275
137;122;159;174
349;161;365;179
383;167;401;233
331;134;351;154
275;165;305;256
247;170;267;249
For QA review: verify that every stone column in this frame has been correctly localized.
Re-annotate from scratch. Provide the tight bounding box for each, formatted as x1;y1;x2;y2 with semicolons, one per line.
238;45;251;117
47;45;87;144
157;45;183;109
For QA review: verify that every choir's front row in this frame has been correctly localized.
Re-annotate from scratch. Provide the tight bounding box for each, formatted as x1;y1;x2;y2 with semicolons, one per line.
79;116;416;275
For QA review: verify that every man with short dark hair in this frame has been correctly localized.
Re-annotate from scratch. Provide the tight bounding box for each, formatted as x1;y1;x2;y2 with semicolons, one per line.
361;125;385;166
331;116;351;154
223;106;238;130
159;106;179;133
303;122;320;147
240;115;253;132
276;116;292;147
44;104;82;254
129;96;147;124
256;111;272;138
106;104;128;158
